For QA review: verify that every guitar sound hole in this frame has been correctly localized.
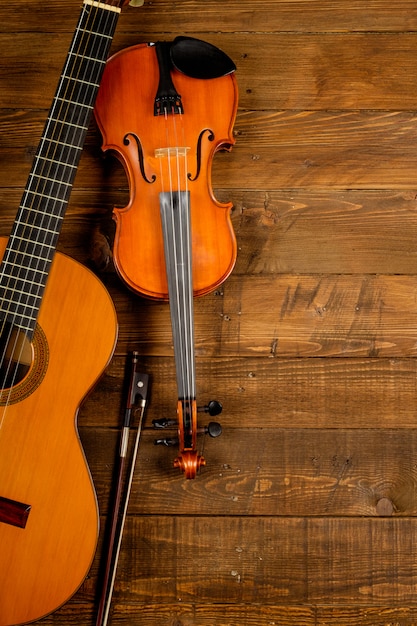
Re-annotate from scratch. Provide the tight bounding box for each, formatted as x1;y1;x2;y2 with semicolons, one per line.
0;323;32;389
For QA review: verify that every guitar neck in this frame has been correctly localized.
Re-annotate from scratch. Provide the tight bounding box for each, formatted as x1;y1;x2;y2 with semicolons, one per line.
0;0;122;335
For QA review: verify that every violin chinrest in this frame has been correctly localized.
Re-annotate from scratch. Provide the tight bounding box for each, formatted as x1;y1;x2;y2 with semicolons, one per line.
170;36;236;79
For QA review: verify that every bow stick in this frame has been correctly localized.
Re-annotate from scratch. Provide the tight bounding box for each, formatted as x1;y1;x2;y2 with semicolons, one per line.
96;352;149;626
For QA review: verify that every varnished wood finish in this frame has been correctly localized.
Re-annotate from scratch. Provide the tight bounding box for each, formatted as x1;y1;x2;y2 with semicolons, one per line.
2;0;417;624
0;240;117;625
94;43;237;299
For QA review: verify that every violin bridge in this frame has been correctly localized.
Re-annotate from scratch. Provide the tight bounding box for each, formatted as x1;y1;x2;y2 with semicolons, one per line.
155;147;190;158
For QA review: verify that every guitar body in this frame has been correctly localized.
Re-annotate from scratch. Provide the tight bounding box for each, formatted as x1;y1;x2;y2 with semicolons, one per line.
0;238;118;626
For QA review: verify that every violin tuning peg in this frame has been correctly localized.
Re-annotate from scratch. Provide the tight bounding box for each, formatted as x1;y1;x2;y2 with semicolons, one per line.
203;421;222;438
154;437;179;447
198;400;223;417
152;418;177;429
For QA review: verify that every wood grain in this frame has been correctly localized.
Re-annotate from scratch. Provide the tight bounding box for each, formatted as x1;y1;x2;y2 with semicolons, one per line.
64;516;417;605
78;426;417;517
102;274;417;357
1;34;417;110
80;355;417;429
2;0;417;624
32;602;417;626
5;0;417;33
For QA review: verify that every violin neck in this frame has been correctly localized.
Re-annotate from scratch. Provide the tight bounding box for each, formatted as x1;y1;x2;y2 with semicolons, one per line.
0;0;121;336
159;190;196;403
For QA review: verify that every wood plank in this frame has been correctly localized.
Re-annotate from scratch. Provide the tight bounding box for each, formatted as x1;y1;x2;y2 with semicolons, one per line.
105;274;417;357
1;34;417;110
5;0;417;34
34;602;417;625
218;274;417;358
228;189;417;275
80;427;417;517
34;603;316;625
80;355;417;430
3;111;417;192
56;516;417;605
3;188;417;275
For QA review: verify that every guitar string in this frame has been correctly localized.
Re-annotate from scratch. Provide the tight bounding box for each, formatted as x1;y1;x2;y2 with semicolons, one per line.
0;0;104;416
0;1;116;426
0;2;106;389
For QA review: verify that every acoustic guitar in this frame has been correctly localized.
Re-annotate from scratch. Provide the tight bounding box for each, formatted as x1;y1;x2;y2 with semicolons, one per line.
0;0;135;623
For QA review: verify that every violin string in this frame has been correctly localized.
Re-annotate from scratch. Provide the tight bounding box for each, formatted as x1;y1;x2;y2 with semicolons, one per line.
159;98;196;442
0;1;115;424
179;118;195;414
170;107;195;415
161;111;186;401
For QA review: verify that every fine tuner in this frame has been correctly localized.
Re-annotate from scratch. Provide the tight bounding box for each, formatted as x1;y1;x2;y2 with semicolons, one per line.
153;400;222;446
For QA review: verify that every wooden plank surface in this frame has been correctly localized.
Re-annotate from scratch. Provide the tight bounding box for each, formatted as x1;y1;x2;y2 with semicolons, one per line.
102;274;417;357
5;1;417;33
1;0;417;624
40;517;417;605
2;34;417;111
32;604;417;626
3;111;417;197
81;355;417;429
78;426;417;517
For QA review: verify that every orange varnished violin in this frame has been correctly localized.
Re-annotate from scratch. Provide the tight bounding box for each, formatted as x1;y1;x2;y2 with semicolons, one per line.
95;38;238;478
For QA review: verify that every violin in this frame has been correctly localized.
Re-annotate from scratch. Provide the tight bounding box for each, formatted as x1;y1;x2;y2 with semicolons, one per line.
94;37;238;478
0;1;138;624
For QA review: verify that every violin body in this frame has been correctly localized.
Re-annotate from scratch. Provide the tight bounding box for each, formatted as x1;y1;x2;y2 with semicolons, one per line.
95;42;238;300
0;240;117;626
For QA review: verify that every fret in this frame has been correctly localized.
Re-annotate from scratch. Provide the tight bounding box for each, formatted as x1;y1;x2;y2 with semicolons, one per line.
62;75;101;89
8;236;55;251
52;84;99;110
0;289;42;309
28;173;72;188
0;292;42;310
2;250;54;269
1;261;48;278
13;223;62;237
39;137;83;151
16;206;64;228
53;96;94;111
77;28;114;40
16;205;67;231
41;123;88;149
63;54;108;83
69;51;107;65
0;315;34;333
32;155;77;171
31;141;83;170
47;119;88;132
21;188;71;204
0;276;44;286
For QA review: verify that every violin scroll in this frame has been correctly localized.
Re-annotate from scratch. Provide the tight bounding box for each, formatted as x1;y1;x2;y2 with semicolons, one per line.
174;451;206;480
153;399;223;478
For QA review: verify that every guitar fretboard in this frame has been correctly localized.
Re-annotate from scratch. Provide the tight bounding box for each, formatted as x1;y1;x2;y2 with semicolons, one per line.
0;0;120;335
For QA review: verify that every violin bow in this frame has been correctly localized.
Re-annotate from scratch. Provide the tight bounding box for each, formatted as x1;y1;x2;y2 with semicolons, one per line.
96;352;149;626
